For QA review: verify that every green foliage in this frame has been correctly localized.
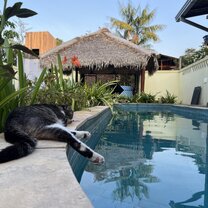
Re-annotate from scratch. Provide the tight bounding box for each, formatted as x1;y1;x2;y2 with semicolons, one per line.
110;0;165;46
116;95;132;103
159;90;177;104
116;92;157;103
32;63;118;111
0;16;19;41
181;46;208;68
133;92;157;103
29;68;47;105
117;91;178;104
0;1;37;45
0;0;39;132
83;81;118;108
56;38;63;46
32;68;85;111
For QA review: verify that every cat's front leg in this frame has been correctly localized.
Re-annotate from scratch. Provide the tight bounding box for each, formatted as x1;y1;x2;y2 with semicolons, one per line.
90;152;105;164
70;130;91;140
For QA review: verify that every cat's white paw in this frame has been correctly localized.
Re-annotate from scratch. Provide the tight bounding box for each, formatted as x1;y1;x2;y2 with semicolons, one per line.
90;152;105;165
74;131;91;139
83;131;91;139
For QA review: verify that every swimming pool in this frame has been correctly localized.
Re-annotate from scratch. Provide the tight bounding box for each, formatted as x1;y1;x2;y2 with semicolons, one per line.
69;104;208;208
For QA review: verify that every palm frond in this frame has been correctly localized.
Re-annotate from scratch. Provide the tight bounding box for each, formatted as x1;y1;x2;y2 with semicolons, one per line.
111;18;133;31
110;1;165;46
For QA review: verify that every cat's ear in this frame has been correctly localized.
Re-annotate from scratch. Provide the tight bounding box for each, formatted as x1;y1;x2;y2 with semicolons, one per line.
61;105;72;111
61;105;67;110
61;105;73;120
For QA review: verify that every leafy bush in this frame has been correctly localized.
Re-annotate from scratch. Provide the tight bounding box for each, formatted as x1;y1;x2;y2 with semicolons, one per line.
159;90;177;104
31;56;118;110
116;95;132;103
32;70;85;111
83;81;118;108
133;92;157;103
181;46;208;68
0;1;41;132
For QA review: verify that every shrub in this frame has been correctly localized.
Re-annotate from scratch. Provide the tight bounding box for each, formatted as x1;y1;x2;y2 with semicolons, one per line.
132;92;157;103
159;90;177;104
83;81;118;108
0;1;41;132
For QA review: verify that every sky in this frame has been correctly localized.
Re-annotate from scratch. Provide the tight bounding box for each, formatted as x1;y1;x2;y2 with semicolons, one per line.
1;0;208;58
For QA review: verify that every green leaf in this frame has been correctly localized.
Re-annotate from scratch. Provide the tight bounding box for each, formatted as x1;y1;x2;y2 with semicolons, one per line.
0;64;16;78
0;78;11;92
30;68;47;105
54;65;60;88
11;44;38;57
17;50;26;89
57;54;64;91
0;87;27;109
16;8;37;18
4;3;37;20
4;2;22;21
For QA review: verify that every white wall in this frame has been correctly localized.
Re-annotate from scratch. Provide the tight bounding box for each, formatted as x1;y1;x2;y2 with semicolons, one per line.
23;58;42;81
145;70;179;99
23;59;79;84
178;56;208;105
145;56;208;106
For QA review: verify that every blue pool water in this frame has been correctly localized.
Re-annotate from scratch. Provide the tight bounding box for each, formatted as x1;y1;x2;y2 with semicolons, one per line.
79;105;208;208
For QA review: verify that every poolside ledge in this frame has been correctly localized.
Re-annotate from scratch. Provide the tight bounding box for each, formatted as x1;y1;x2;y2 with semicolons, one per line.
0;106;109;208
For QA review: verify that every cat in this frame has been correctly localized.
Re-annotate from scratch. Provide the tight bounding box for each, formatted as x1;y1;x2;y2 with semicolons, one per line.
0;104;105;164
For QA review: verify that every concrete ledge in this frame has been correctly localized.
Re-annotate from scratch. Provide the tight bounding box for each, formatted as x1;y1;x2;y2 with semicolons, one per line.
0;106;109;208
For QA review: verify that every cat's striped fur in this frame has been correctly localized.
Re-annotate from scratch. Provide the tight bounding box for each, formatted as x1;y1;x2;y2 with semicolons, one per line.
0;104;104;164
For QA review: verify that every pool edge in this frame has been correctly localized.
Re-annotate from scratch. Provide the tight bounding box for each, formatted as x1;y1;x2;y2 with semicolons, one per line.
0;106;109;208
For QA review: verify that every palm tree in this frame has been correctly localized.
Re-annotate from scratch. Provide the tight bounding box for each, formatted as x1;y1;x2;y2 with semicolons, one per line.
110;0;165;46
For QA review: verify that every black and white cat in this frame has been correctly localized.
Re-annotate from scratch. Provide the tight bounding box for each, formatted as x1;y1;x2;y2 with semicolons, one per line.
0;104;105;164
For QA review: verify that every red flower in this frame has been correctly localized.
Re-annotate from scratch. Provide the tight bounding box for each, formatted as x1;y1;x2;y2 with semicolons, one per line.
62;56;67;64
71;55;81;67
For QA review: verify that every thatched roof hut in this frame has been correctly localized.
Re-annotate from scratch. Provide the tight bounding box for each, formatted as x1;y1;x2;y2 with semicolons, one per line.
40;28;159;93
40;28;158;75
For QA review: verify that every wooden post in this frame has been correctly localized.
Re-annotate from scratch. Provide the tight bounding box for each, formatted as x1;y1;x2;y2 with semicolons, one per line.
75;68;78;82
140;68;145;92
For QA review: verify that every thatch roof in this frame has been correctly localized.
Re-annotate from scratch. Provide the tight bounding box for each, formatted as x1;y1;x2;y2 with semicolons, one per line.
40;28;159;75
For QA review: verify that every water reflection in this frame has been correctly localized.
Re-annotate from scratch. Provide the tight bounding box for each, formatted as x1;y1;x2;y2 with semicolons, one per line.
81;110;207;208
169;125;208;208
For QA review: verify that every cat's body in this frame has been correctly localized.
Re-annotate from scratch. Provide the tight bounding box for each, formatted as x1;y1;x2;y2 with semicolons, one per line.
0;104;104;164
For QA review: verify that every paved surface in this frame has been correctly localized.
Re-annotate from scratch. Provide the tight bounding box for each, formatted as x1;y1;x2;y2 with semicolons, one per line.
0;106;109;208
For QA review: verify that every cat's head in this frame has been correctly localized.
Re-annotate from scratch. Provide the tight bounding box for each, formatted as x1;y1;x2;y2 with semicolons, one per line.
61;105;74;120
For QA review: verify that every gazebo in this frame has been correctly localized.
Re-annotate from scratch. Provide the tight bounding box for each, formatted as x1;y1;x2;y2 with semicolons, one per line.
40;28;159;93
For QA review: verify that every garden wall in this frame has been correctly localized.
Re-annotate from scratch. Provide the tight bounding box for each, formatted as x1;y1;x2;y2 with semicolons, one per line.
178;56;208;106
145;70;179;99
145;56;208;106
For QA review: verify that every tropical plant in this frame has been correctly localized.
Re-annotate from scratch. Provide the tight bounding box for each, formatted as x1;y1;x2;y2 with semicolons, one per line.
110;0;165;46
32;59;118;111
56;38;63;46
181;45;208;68
0;16;19;42
0;0;41;132
116;95;132;103
32;66;85;111
131;92;157;103
159;90;177;104
83;81;118;108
